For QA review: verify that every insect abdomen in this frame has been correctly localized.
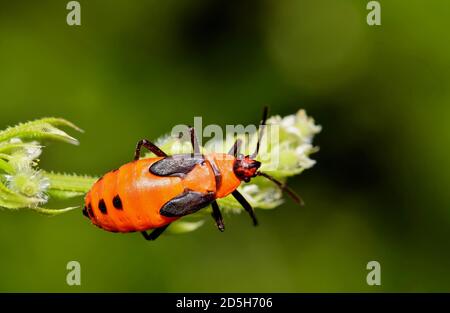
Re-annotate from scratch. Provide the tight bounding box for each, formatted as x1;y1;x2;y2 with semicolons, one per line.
84;158;181;233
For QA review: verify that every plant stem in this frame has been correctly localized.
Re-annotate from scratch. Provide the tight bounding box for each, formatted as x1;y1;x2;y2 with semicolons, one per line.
43;171;97;196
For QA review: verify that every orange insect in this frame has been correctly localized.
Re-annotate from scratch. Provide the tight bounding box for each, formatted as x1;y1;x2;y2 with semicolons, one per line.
83;108;301;241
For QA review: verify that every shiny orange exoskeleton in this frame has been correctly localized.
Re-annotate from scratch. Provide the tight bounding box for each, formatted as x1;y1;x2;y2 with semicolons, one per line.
83;108;300;241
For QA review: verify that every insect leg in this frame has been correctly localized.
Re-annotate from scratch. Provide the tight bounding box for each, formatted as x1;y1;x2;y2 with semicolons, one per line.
189;126;201;156
141;224;170;241
211;201;225;232
227;139;242;157
231;190;258;226
134;139;167;160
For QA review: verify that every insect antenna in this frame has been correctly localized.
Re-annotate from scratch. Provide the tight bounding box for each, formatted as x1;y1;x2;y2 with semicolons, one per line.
250;106;269;159
257;172;304;206
228;138;242;157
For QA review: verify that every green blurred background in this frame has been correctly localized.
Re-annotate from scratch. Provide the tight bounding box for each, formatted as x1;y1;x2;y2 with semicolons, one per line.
1;0;449;292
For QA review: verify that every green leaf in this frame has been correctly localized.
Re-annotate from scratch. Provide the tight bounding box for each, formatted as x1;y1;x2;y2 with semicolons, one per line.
0;158;14;174
0;118;82;145
29;206;79;216
47;189;86;200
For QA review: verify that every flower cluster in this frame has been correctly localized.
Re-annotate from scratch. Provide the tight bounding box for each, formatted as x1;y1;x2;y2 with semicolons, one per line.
0;118;94;215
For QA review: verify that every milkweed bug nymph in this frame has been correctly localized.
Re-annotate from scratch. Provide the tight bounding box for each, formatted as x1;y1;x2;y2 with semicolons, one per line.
83;107;302;241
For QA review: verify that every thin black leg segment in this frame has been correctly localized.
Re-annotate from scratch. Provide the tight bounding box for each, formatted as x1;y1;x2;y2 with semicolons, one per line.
134;139;168;160
232;190;258;226
189;127;201;156
141;224;170;241
211;201;225;232
228;139;242;157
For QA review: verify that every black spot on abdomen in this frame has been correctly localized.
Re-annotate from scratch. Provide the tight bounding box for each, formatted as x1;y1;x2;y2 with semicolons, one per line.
113;195;123;210
98;199;107;214
87;203;94;218
82;206;89;218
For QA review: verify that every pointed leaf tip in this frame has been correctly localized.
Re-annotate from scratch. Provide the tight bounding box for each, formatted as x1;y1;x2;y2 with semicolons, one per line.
30;206;79;216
